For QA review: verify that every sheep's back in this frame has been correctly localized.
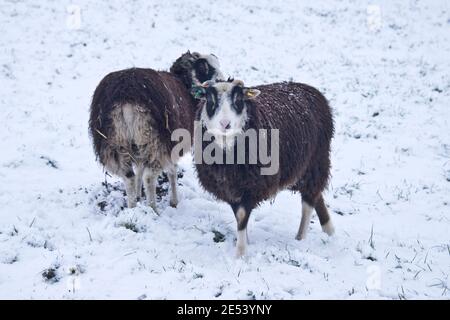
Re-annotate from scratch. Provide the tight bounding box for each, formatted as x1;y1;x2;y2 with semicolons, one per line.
251;82;333;187
89;68;196;163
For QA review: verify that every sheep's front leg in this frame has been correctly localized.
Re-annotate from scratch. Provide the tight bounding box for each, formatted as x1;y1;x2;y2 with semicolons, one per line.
232;203;252;258
168;165;178;208
143;167;158;213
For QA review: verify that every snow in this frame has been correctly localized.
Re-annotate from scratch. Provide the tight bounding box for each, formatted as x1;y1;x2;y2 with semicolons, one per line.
0;0;449;299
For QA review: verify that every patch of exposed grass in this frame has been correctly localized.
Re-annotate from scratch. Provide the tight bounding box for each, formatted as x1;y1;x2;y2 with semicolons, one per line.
119;220;139;233
42;266;60;283
212;229;225;243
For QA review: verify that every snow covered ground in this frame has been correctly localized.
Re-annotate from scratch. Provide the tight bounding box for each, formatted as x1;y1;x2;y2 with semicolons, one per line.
0;0;449;299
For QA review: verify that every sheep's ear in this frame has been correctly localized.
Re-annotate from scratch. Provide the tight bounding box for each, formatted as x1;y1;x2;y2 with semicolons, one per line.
191;86;206;100
243;88;261;100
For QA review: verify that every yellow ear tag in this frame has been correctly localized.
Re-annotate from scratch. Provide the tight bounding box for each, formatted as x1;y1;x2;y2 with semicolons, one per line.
246;90;255;97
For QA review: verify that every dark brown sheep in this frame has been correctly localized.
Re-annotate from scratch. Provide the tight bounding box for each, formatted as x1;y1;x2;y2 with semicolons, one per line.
192;79;334;256
89;52;223;211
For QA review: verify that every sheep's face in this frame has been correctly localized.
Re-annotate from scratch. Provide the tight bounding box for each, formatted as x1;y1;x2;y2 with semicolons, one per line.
170;51;224;88
192;53;223;85
193;80;260;149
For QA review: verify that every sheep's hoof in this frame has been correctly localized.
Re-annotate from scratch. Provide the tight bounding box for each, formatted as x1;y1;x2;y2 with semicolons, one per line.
169;200;178;208
147;202;159;215
235;245;246;258
321;221;335;236
127;199;137;209
295;234;304;241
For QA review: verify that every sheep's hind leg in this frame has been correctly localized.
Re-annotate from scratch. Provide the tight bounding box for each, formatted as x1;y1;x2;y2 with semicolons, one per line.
119;167;137;209
296;200;314;240
104;151;137;208
143;167;159;213
168;165;178;208
134;164;144;202
315;193;335;236
231;203;252;258
295;193;334;240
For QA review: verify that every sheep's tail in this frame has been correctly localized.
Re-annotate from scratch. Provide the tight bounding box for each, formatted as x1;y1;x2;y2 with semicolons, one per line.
109;103;155;154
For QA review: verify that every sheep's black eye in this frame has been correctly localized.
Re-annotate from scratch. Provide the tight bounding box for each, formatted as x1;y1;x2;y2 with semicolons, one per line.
205;89;217;118
233;97;244;114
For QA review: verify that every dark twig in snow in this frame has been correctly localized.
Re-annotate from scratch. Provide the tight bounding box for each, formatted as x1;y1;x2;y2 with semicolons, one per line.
86;227;93;242
369;224;375;249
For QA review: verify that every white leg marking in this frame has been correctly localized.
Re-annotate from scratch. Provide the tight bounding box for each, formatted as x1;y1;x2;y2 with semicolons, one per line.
321;220;335;236
124;177;137;208
236;207;248;258
135;165;144;201
296;201;313;240
168;167;178;208
236;206;245;222
236;229;247;258
143;168;158;213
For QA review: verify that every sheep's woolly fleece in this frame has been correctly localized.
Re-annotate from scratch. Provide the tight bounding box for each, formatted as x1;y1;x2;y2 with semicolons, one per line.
0;0;449;299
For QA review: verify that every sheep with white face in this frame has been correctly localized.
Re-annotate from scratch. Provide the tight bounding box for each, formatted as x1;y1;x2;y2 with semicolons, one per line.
192;78;335;257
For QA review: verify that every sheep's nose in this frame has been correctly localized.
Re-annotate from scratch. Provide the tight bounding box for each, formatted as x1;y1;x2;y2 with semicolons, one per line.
219;119;231;131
